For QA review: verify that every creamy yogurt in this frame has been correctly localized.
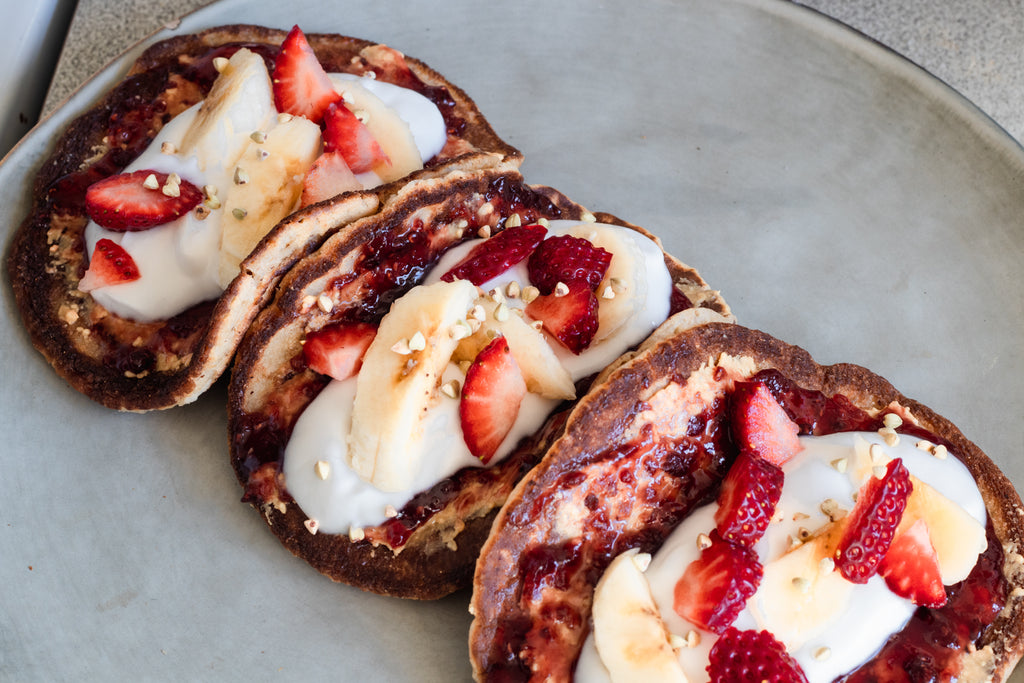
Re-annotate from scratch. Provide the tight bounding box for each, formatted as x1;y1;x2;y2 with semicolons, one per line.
84;73;446;322
283;221;674;534
577;431;987;683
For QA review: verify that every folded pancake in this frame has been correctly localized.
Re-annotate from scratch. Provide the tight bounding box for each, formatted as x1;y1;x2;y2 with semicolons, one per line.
469;321;1024;681
227;164;732;600
6;24;518;411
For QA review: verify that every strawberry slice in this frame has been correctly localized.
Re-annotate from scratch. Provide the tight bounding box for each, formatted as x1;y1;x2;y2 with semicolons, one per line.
300;151;362;208
358;44;420;90
440;224;548;286
715;451;784;547
272;25;341;124
85;170;203;231
526;234;613;295
835;457;913;583
79;238;141;292
525;280;600;354
459;337;526;463
879;519;947;607
302;322;377;381
321;101;389;174
673;533;763;634
730;381;803;466
707;628;809;683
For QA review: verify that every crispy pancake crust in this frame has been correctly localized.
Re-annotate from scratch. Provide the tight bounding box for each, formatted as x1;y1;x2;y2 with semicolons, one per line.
227;165;732;600
6;24;519;411
469;322;1024;681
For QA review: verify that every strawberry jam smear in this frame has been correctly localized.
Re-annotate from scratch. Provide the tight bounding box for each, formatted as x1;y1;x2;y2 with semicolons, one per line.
482;369;1008;682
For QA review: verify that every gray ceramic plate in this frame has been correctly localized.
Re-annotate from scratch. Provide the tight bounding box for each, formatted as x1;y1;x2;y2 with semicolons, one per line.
2;0;1022;679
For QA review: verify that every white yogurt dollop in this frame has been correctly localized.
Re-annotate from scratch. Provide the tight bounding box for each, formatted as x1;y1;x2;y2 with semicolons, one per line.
85;75;446;322
284;220;673;533
577;431;987;683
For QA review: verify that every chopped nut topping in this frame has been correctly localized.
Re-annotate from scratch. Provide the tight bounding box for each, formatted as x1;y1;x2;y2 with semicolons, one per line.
455;218;469;230
530;320;544;331
441;379;461;399
554;282;570;297
277;112;294;123
161;181;180;198
521;285;540;304
831;457;848;473
668;633;687;650
883;413;903;429
506;281;521;299
792;577;811;593
458;360;472;375
232;208;247;220
300;295;318;312
631;553;652;572
537;217;550;228
505;213;522;228
143;173;160;190
314;460;330;480
820;498;847;522
303;518;319;535
160;141;176;155
797;527;812;541
916;439;935;451
477;202;495;218
601;285;615;300
932;444;948;460
408;331;427;352
872;465;887;479
684;630;701;648
879;427;900;447
250;130;267;143
213;56;229;72
257;149;270;161
354;109;369;124
581;211;596;222
869;443;887;464
233;166;250;185
696;533;713;550
450;320;472;340
792;511;810;521
469;304;487;322
194;205;211;220
477;225;492;239
819;557;836;573
494;303;510;322
203;184;218;199
814;647;832;661
391;339;412;355
489;287;505;304
348;526;365;542
384;505;398;519
317;294;334;313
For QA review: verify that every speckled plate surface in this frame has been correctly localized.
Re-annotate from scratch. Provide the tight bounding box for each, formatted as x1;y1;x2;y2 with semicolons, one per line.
2;0;1022;679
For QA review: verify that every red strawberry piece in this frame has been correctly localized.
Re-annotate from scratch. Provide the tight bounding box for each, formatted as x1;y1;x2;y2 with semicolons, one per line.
879;519;947;608
302;322;377;381
707;628;809;683
358;44;420;90
79;238;141;292
526;234;612;295
322;100;389;174
673;532;763;634
440;224;548;286
525;280;599;354
300;151;362;208
272;25;341;124
459;337;526;463
731;381;803;466
835;457;913;583
715;451;785;547
85;170;203;231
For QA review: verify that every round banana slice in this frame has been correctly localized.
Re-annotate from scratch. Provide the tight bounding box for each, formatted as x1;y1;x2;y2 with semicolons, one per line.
347;279;478;492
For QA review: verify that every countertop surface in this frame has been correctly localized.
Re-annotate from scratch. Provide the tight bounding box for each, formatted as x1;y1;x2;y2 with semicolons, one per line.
43;0;1024;145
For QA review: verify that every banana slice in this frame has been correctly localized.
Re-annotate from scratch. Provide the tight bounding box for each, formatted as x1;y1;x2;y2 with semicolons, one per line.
179;48;276;171
560;223;660;342
901;476;987;585
217;115;321;286
348;280;478;492
454;297;576;400
592;549;688;683
329;76;423;184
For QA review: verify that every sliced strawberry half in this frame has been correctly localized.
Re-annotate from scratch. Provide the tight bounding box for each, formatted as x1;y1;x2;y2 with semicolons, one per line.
707;628;809;683
302;322;377;381
272;25;341;124
526;234;613;295
85;170;203;231
730;381;803;466
525;280;599;355
440;224;548;286
79;238;141;292
715;451;784;547
835;457;913;583
673;533;763;634
322;101;389;174
879;519;947;607
300;151;362;208
459;337;526;463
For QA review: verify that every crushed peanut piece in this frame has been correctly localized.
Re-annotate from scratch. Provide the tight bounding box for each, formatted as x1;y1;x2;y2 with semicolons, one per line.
477;225;492;239
831;458;848;473
391;339;412;355
303;518;319;535
441;379;461;399
494;303;510;322
250;130;267;143
506;281;521;299
554;282;570;297
883;413;903;429
631;553;652;572
317;294;334;313
450;320;472;340
932;444;948;460
314;460;330;480
143;173;160;190
277;112;294;123
814;647;832;661
601;285;615;300
696;533;713;550
819;557;836;573
213;56;229;72
384;505;398;519
536;217;550;228
521;285;540;304
581;211;596;222
160;141;176;155
232;208;247;220
505;213;522;228
194;205;211;220
792;577;811;593
348;526;365;542
879;427;900;447
684;630;701;648
408;331;427;352
234;166;250;185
